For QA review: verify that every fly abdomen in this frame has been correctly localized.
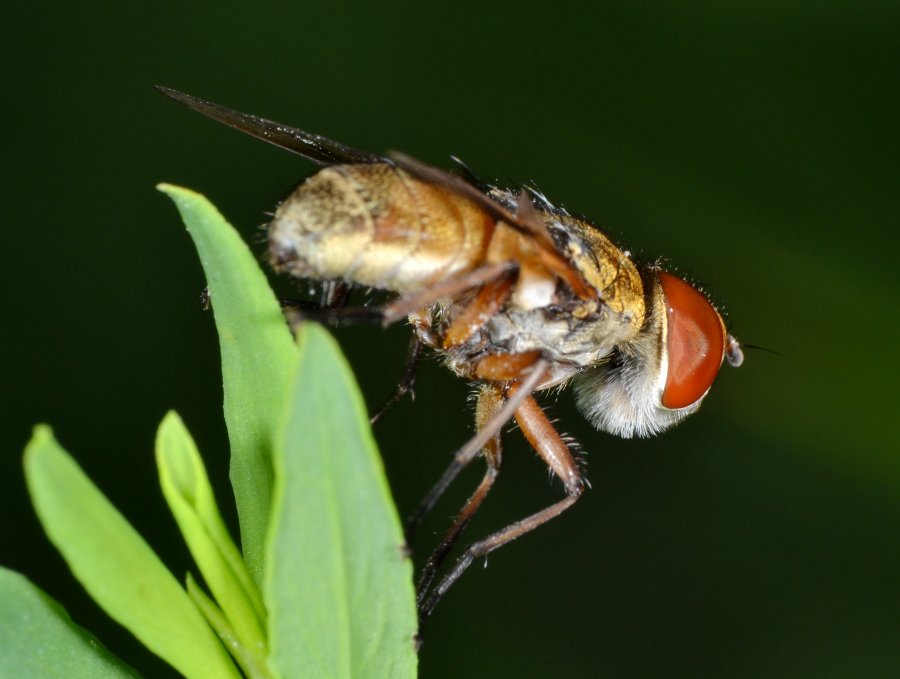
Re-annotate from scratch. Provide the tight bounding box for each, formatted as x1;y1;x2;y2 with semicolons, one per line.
268;163;494;294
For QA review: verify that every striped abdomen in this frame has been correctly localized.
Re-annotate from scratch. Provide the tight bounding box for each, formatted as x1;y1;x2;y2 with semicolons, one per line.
268;163;496;293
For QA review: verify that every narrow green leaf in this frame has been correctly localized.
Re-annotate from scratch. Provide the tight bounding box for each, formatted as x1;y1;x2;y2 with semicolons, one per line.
24;426;241;679
186;575;274;679
156;411;267;656
158;183;296;584
266;323;418;679
0;567;138;678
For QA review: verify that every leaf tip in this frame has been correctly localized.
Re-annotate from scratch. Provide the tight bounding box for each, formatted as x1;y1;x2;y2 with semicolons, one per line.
155;410;198;498
157;184;211;213
155;410;183;464
23;424;55;466
156;182;193;197
28;423;55;443
159;409;185;432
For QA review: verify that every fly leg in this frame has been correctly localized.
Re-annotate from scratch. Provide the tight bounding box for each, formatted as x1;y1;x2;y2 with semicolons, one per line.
279;293;382;328
414;384;504;603
381;262;517;325
404;357;548;544
437;272;516;348
371;309;445;424
402;270;519;533
417;390;585;624
278;262;517;329
277;279;354;313
277;278;377;326
318;279;353;309
370;332;425;424
375;266;516;426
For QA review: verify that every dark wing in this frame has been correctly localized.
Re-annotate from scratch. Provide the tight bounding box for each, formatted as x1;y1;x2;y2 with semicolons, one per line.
156;85;555;245
389;151;557;250
157;86;595;300
155;86;384;166
389;151;594;299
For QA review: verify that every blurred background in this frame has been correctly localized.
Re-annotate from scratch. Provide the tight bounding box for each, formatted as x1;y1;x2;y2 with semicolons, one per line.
2;1;899;677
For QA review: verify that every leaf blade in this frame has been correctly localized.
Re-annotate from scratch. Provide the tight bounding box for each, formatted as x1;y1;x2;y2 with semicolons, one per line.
0;567;138;679
158;183;296;585
156;411;267;660
24;426;241;679
265;323;418;679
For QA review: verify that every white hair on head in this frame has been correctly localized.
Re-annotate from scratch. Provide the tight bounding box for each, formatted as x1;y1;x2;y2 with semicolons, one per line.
573;275;705;438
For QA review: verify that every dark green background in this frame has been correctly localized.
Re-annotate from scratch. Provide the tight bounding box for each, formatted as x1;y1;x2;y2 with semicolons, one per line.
3;2;899;677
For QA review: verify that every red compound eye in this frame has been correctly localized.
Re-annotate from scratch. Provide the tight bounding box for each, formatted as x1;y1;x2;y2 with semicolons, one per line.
659;272;726;409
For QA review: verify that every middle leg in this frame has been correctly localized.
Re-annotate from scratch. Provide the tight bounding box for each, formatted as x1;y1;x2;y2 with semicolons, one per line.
414;384;505;603
418;392;586;623
404;357;549;544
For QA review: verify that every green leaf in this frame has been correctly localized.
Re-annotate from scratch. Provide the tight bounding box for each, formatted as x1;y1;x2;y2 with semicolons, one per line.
265;323;418;679
186;575;274;679
24;426;241;679
0;567;138;678
156;411;267;667
158;183;296;585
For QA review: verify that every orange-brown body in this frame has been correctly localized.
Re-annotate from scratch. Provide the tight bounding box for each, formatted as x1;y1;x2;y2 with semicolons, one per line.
159;86;743;622
270;164;495;293
269;162;646;387
158;86;740;439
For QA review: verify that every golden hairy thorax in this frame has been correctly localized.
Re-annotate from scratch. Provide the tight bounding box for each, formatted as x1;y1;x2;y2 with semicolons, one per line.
551;212;644;318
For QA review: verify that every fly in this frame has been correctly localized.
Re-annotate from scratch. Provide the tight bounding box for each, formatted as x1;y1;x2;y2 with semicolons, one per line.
158;86;744;624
